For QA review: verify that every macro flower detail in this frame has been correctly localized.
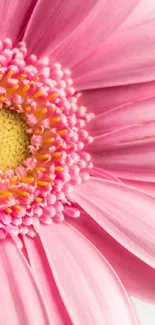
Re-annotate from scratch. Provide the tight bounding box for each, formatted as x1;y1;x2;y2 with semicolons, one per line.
1;1;155;325
0;39;93;241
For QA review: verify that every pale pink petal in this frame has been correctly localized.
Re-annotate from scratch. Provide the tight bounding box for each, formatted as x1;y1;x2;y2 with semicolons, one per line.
87;98;155;182
120;179;155;199
24;0;104;56
89;122;155;151
91;166;122;183
72;177;155;267
0;0;37;42
73;19;155;90
38;222;140;325
0;239;52;325
69;214;155;303
23;236;72;325
87;97;155;136
79;81;155;115
91;167;155;198
90;139;155;182
52;0;139;67
120;0;155;28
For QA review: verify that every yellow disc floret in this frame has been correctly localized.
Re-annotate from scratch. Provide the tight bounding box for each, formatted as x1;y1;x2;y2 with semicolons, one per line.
0;107;30;171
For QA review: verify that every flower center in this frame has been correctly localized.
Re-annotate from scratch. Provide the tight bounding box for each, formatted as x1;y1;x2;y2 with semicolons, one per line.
0;38;93;244
0;107;30;172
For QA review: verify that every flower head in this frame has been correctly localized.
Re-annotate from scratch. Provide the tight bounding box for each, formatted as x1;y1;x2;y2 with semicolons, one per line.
0;1;155;325
0;39;93;240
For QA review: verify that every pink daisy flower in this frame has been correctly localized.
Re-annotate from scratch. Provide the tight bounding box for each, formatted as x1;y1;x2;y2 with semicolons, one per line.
0;1;155;324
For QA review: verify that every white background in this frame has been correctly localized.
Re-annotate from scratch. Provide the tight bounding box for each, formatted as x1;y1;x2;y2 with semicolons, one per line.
132;298;155;324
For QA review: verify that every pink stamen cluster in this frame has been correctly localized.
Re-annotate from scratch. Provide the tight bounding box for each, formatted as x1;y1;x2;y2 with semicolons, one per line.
0;38;93;242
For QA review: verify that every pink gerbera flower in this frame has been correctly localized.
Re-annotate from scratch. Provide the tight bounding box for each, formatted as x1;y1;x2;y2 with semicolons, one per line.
0;1;155;324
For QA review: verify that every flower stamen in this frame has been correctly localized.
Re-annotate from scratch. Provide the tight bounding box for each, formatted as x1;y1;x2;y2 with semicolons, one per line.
0;38;93;242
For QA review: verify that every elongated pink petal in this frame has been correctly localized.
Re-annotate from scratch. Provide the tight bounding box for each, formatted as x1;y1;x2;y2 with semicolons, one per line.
120;179;155;199
79;81;155;114
120;0;155;28
72;177;155;268
73;19;155;90
24;0;103;56
87;97;155;136
0;0;37;42
89;122;155;151
69;214;155;303
91;166;155;198
91;167;155;198
23;236;72;325
38;222;140;325
0;239;52;325
87;98;155;183
52;0;139;67
91;139;155;182
91;166;122;182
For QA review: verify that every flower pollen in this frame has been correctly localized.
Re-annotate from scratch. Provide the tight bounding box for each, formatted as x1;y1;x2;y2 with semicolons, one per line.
0;38;93;242
0;108;30;171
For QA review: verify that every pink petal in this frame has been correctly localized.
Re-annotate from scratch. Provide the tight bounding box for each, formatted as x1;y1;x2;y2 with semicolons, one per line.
0;239;52;325
38;222;140;325
91;167;155;198
91;165;155;199
23;236;72;325
72;177;155;268
79;81;155;115
91;166;122;183
91;139;155;182
0;0;37;42
120;179;155;199
73;19;155;90
87;97;155;136
52;0;139;67
89;122;155;151
23;0;103;56
120;0;155;28
69;213;155;303
87;98;155;182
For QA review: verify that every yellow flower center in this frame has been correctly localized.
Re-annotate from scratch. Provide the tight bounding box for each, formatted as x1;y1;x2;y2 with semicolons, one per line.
0;108;30;172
